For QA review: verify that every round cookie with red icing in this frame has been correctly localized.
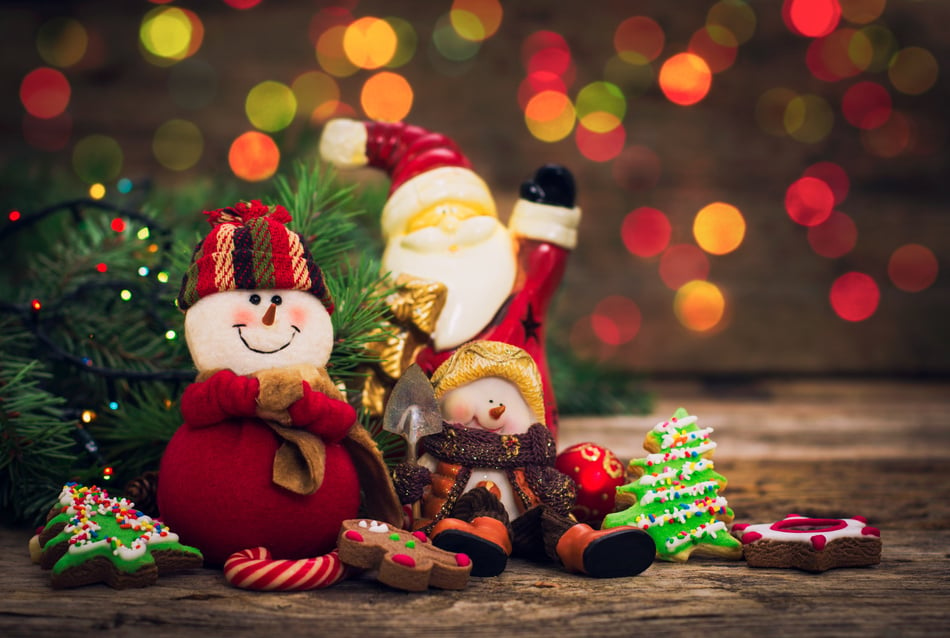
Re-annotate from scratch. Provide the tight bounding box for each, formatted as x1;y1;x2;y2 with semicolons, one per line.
732;514;881;572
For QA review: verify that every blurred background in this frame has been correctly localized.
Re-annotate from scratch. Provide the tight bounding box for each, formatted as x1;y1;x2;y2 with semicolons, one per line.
2;0;947;378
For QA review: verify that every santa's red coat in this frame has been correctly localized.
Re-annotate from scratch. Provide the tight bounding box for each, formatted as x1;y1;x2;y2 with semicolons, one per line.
158;369;361;565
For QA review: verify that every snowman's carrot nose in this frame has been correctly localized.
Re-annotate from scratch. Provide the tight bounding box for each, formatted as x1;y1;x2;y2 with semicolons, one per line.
262;303;277;326
489;405;506;420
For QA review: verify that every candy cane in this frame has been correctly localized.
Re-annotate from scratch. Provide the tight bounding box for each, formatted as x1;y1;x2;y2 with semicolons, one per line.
223;547;347;591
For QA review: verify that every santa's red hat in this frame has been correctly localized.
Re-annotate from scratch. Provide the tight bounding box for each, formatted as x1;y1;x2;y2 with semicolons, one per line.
319;119;496;240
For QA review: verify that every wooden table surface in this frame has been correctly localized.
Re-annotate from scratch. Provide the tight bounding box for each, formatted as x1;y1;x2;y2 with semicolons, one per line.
2;379;948;637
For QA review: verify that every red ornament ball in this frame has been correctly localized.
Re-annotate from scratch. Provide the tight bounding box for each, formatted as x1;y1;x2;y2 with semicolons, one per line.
555;442;627;527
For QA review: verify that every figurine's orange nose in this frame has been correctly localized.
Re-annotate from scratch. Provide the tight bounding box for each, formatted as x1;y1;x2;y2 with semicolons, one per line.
489;405;506;420
262;303;277;326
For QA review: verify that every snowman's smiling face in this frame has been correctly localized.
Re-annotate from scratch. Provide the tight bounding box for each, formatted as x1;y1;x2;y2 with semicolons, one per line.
184;289;333;376
440;377;534;435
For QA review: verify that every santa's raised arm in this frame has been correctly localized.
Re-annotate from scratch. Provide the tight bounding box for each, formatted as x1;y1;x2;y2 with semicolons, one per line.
319;119;580;434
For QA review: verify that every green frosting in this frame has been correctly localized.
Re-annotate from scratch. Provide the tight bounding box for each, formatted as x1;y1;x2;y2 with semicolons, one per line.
41;484;202;577
602;408;741;561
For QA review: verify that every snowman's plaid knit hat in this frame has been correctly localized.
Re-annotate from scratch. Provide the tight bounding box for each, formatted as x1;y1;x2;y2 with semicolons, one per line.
177;200;333;313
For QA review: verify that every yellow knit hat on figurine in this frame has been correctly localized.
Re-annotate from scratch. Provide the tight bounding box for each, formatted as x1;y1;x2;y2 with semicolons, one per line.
430;341;546;426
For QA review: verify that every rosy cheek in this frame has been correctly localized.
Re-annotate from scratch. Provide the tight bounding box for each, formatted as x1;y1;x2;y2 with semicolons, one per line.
289;306;308;328
232;309;255;325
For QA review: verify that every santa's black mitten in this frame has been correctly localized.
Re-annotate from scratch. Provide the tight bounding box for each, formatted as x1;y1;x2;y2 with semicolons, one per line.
519;164;576;209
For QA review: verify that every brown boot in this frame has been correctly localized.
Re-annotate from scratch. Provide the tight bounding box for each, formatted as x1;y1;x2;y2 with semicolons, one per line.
555;524;656;578
432;517;512;577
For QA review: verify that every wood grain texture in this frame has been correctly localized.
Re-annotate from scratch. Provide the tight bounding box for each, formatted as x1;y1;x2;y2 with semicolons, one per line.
2;380;948;637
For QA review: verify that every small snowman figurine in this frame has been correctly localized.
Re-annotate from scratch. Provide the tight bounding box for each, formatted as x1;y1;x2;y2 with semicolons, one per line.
392;341;655;578
158;200;401;574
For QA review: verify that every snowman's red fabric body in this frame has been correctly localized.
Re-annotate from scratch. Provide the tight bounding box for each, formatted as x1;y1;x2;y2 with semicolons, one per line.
160;369;360;565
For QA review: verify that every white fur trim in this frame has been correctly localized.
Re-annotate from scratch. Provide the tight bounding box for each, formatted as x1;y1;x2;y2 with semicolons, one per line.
319;119;369;168
382;166;496;240
509;199;581;249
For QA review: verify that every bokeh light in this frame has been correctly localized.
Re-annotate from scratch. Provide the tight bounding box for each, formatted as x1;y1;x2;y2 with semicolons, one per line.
229;131;280;182
223;0;263;8
785;176;834;226
140;6;202;64
622;207;671;258
784;94;834;143
591;295;642;345
246;81;297;132
361;72;413;122
688;26;738;74
674;280;726;332
613;16;664;65
575;82;626;132
888;244;938;293
72;134;123;184
432;12;481;63
803;161;849;205
783;0;841;38
518;71;567;111
860;110;912;158
317;25;360;77
525;90;575;142
693;202;746;255
839;0;885;24
756;87;797;136
450;0;503;42
20;68;71;119
292;71;341;123
152;119;203;171
707;0;757;45
858;25;897;74
89;184;106;200
384;17;418;68
659;53;712;106
806;28;863;81
612;145;661;193
841;81;891;130
343;17;397;69
522;31;574;86
660;244;711;290
888;47;939;96
575;121;626;162
37;17;88;68
807;211;857;258
830;272;879;321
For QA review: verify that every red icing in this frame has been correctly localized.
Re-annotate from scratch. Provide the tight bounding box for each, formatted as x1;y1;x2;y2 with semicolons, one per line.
732;523;749;532
392;553;416;568
741;530;763;544
456;553;471;567
770;517;847;534
854;515;868;523
862;526;881;537
811;534;827;550
344;530;364;542
412;531;429;544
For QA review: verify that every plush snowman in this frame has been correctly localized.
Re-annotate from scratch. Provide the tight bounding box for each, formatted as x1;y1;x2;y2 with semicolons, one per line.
158;200;401;573
392;341;656;578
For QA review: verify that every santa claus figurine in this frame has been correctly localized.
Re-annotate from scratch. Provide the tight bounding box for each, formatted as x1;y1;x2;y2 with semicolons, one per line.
158;200;401;579
391;341;655;578
319;119;579;436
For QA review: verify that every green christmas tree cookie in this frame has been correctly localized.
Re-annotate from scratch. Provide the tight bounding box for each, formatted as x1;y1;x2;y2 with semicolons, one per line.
34;483;203;588
602;408;742;562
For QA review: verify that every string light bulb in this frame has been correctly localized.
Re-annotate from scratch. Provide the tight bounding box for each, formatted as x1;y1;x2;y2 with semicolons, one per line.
81;409;96;423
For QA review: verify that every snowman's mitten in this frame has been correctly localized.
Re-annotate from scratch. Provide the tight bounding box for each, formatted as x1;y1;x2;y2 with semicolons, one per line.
391;462;431;505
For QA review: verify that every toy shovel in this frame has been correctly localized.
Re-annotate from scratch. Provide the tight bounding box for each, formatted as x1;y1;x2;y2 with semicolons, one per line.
383;364;444;464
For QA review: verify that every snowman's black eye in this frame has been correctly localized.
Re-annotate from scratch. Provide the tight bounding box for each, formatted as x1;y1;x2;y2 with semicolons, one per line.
249;294;261;305
271;295;282;305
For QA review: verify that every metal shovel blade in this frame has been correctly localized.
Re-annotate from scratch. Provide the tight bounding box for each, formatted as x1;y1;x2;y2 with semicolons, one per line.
383;364;443;459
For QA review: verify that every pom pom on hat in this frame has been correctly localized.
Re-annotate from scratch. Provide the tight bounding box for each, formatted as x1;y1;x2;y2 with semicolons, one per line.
430;341;546;426
319;119;496;240
177;200;333;313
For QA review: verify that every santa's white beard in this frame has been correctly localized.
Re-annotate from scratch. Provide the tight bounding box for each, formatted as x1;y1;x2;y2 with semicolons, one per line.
383;218;517;351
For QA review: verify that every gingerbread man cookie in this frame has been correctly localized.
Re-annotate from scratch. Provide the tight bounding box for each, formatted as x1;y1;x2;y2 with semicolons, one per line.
337;519;472;591
732;514;882;572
